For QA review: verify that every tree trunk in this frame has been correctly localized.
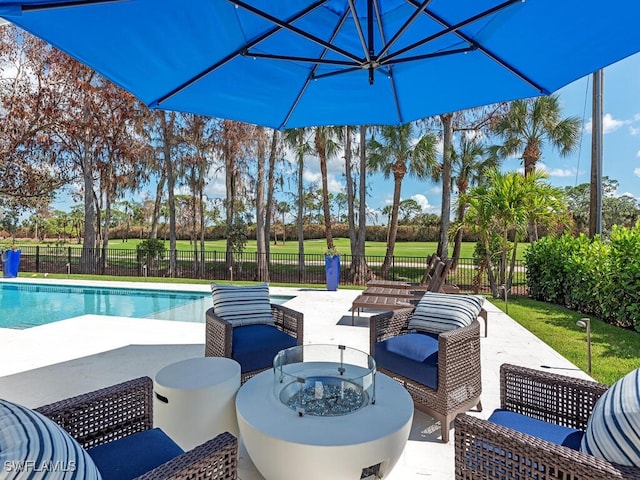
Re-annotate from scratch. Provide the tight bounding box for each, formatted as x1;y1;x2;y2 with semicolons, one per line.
265;130;278;259
80;144;96;274
317;133;334;252
380;168;404;279
161;112;178;277
224;122;238;279
199;183;205;279
191;169;199;277
255;127;269;282
438;113;453;259
101;179;111;275
150;169;166;239
348;126;371;284
296;131;305;283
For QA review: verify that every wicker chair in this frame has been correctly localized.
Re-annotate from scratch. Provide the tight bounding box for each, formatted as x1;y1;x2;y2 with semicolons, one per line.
454;363;640;480
370;307;482;443
205;304;303;383
35;376;238;480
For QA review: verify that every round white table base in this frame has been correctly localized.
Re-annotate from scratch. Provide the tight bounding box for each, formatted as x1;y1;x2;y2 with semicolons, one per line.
236;369;413;480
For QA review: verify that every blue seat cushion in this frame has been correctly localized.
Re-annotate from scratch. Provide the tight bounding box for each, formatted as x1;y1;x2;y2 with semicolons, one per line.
232;324;298;374
374;332;439;389
87;428;184;480
488;409;584;450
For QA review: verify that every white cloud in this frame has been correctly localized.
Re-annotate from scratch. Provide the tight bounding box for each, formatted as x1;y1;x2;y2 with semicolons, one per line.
411;193;439;214
584;113;629;134
412;194;430;212
630;126;640;136
634;168;640;178
548;168;573;177
636;150;640;158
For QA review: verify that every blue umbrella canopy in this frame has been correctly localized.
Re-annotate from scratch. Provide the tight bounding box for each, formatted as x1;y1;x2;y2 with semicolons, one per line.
1;0;638;129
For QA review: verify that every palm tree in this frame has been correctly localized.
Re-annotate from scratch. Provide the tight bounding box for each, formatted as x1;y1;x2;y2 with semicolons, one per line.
450;137;500;265
457;169;566;296
314;127;341;252
368;123;438;278
283;128;313;282
277;201;291;244
493;95;580;241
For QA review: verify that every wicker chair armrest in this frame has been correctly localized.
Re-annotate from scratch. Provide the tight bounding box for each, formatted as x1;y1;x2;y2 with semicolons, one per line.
135;431;238;480
271;303;303;343
500;363;609;430
454;413;640;480
438;320;482;405
35;377;153;450
205;307;233;358
369;307;414;346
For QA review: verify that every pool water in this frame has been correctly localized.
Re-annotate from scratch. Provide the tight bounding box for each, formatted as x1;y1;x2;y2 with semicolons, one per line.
0;282;293;329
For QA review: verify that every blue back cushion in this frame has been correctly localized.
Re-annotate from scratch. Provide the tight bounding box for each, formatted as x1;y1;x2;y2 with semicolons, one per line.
87;428;184;480
581;367;640;466
0;399;102;479
489;409;584;450
233;324;298;373
374;332;439;389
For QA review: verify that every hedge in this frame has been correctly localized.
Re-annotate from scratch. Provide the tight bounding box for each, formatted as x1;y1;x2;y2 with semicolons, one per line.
525;223;640;331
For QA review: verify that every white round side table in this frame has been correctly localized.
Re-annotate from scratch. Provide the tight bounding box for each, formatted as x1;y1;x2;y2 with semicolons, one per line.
154;356;241;450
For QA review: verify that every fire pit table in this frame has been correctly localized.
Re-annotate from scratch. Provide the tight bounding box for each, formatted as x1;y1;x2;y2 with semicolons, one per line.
236;344;413;480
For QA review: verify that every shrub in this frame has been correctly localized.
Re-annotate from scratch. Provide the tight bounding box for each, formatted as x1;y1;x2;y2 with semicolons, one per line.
525;223;640;331
605;224;640;330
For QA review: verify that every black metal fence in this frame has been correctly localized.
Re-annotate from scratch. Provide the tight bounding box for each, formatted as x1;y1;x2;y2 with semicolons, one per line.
9;245;527;295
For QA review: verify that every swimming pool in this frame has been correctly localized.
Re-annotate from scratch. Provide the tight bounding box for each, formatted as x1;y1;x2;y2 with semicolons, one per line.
0;282;293;329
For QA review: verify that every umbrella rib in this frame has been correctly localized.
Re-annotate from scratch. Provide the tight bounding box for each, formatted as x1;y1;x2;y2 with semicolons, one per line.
279;8;352;129
377;0;432;60
243;52;356;67
150;0;327;109
381;46;475;66
347;0;370;62
230;0;363;64
386;0;520;63
406;0;549;93
21;0;127;12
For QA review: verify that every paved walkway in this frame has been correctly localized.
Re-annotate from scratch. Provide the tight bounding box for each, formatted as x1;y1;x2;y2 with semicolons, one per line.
0;278;592;480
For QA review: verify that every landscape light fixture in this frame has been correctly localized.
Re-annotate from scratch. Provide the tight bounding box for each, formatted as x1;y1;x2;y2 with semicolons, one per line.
576;318;591;374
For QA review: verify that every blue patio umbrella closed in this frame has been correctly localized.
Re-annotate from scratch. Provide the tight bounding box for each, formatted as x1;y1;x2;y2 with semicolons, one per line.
0;0;639;129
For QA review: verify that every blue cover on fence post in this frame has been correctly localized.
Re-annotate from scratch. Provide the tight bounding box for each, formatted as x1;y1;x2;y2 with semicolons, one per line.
325;255;340;291
3;249;21;278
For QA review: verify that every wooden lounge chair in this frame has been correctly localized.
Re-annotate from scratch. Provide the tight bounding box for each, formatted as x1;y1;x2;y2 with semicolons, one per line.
362;286;421;298
367;255;456;294
351;294;416;325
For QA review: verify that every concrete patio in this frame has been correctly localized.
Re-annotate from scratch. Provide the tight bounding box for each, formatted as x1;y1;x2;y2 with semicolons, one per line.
0;278;592;479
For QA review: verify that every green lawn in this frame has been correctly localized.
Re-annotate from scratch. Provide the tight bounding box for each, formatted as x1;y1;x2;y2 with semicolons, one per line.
11;237;526;260
492;296;640;386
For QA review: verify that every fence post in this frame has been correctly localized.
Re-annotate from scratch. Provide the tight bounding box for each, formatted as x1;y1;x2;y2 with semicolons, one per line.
67;247;72;271
35;245;40;273
392;256;395;280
